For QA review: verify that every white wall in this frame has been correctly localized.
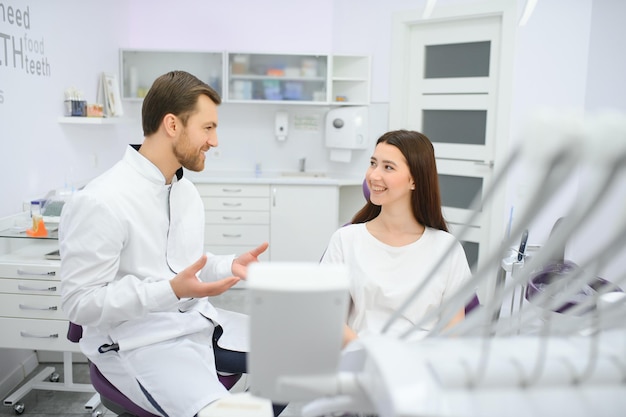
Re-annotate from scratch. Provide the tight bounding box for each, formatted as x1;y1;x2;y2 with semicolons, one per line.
506;0;626;286
573;0;626;284
1;0;131;217
506;0;593;244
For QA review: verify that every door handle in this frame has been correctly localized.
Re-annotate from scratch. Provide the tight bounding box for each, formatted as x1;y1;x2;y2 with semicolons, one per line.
474;160;494;168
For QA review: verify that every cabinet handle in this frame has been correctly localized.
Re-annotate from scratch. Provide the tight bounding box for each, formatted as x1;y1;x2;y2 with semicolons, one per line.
272;187;277;207
19;304;58;311
17;269;56;276
221;188;242;193
18;284;57;292
222;202;242;207
20;331;59;339
222;234;242;238
222;216;242;221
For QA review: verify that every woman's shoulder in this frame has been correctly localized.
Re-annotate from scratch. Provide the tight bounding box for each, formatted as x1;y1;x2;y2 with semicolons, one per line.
424;227;461;245
331;222;367;241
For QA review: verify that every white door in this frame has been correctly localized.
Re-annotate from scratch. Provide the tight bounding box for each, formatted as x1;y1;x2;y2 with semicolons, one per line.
390;1;516;274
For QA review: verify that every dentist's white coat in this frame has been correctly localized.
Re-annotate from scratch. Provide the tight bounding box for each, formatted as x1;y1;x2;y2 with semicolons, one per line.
60;146;247;417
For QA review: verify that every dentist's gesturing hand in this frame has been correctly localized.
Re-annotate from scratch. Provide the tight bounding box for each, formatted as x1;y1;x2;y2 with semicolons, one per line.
231;242;269;279
169;255;240;299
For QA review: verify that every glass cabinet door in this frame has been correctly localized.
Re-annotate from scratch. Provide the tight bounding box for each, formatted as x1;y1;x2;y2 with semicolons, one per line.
226;53;327;104
120;50;223;100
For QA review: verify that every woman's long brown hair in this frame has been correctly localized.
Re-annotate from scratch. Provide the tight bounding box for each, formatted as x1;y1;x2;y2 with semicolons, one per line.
352;130;448;232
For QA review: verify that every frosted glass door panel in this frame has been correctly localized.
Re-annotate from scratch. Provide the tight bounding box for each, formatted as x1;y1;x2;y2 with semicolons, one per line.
423;110;487;146
439;174;482;210
424;41;491;78
436;159;491;228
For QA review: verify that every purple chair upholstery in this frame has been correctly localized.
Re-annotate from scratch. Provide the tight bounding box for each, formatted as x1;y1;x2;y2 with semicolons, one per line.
525;261;622;315
67;322;242;417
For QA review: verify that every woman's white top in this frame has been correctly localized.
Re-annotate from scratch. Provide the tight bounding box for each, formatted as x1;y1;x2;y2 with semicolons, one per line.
321;223;471;340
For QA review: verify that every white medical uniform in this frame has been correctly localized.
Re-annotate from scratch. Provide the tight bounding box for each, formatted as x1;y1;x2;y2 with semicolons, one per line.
321;223;471;340
60;146;247;416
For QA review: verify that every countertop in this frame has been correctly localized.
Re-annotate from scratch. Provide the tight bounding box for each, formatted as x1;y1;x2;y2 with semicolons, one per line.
187;171;364;186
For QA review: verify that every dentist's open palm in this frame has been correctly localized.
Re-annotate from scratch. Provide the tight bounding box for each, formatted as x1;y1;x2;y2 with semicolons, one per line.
231;242;269;278
169;255;240;299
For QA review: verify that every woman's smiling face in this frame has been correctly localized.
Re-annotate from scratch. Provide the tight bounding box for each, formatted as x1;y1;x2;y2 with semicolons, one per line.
366;142;415;207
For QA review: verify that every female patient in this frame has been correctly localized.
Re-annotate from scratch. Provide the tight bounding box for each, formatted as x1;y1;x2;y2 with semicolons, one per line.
321;130;471;345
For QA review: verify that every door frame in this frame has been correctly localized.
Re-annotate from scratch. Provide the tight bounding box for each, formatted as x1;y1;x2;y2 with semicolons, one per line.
389;0;517;300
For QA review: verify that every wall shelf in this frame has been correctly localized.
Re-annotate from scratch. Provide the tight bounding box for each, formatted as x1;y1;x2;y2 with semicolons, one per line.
57;117;119;125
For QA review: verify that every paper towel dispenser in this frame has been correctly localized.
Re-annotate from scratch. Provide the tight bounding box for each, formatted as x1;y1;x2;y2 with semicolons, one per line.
325;106;368;150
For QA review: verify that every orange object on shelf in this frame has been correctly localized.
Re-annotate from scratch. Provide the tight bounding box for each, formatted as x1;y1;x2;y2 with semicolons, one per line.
266;68;285;77
26;217;48;237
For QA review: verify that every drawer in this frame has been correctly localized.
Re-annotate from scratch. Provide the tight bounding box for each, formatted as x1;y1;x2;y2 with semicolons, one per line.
205;210;269;225
205;225;269;245
196;184;270;197
205;245;270;262
0;317;77;352
202;197;269;211
0;293;66;320
0;262;59;279
0;278;61;296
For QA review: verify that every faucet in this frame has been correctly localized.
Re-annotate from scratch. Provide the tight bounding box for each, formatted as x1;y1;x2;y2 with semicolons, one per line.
299;157;306;173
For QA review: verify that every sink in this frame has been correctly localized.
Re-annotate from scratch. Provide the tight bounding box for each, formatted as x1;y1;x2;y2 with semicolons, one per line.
280;171;327;178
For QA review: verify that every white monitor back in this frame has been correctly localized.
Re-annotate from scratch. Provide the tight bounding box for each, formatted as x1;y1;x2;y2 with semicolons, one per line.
247;262;350;403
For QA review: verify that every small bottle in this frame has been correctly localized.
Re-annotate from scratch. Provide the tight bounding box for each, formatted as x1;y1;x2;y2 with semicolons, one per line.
26;200;48;237
255;162;262;178
30;200;42;218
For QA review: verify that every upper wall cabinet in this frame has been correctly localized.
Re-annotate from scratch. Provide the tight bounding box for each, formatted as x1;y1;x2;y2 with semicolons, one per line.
120;49;223;100
331;55;371;105
227;53;327;104
120;49;370;106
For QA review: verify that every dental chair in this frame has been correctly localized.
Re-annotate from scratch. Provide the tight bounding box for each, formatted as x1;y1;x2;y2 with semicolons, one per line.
67;322;242;417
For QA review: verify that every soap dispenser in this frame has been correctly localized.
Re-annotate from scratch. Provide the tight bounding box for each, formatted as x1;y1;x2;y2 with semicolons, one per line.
275;111;288;141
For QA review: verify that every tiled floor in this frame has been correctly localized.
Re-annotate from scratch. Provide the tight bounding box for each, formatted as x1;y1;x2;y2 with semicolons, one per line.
1;363;305;417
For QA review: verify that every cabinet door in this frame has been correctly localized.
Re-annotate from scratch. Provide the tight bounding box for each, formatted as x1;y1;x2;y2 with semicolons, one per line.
270;185;339;262
227;53;328;103
120;50;224;100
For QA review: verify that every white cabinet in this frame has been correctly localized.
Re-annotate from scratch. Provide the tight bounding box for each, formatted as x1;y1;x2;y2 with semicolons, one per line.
226;52;328;104
0;214;97;411
120;49;370;105
0;222;73;352
196;183;339;262
269;184;339;262
119;49;224;100
197;184;271;261
331;55;371;105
